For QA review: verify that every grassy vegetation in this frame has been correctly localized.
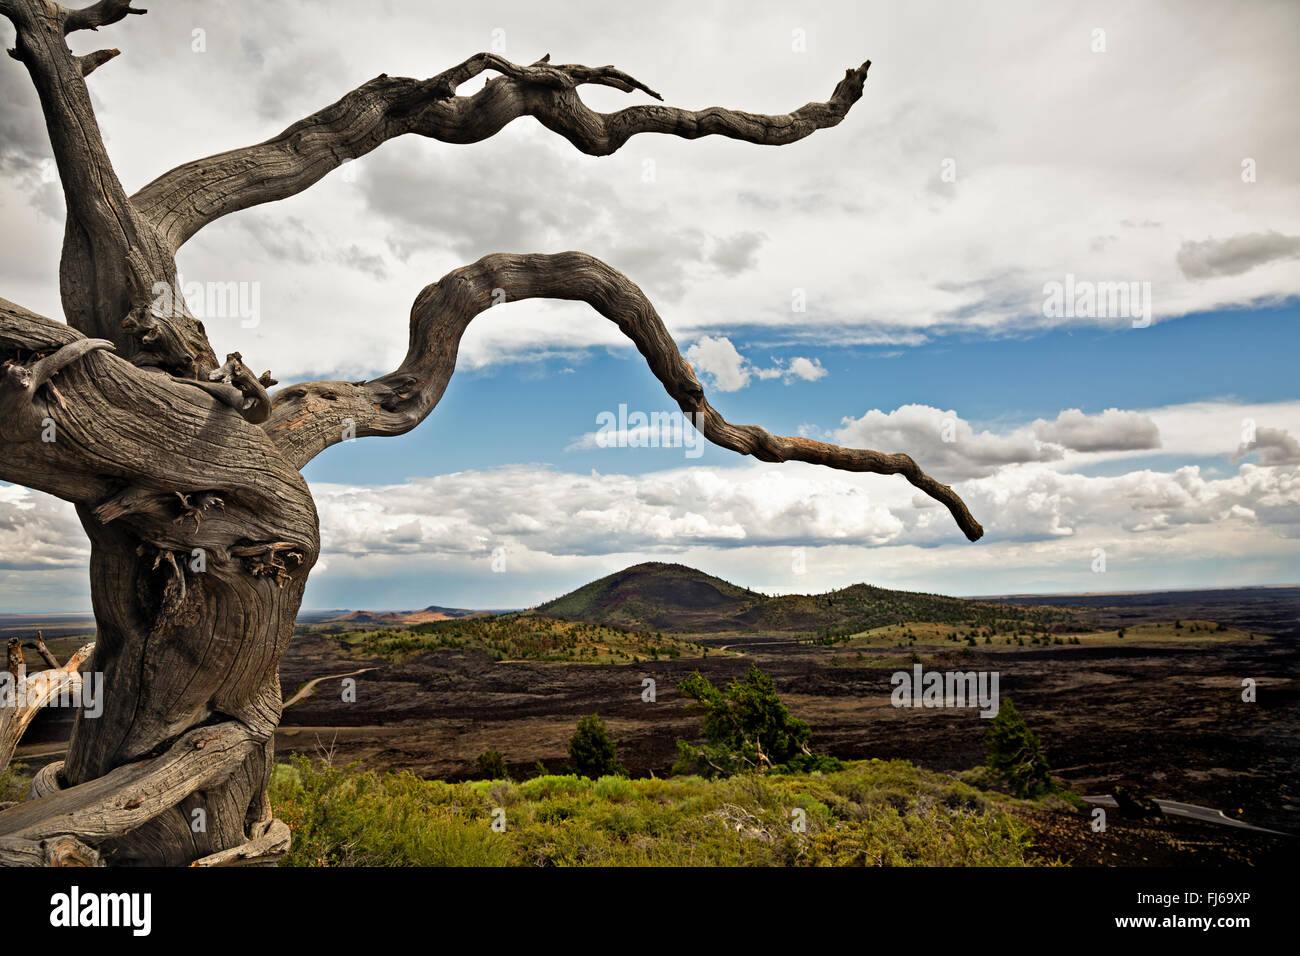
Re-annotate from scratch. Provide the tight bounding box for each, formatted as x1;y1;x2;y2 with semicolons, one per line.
327;611;1251;668
836;618;1256;650
339;612;710;663
270;754;1049;866
0;762;30;804
1058;620;1259;645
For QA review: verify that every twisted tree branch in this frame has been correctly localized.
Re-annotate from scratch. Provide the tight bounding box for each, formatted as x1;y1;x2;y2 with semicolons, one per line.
1;0;216;375
132;53;870;254
0;297;316;581
189;817;290;867
264;252;983;540
63;0;146;35
172;351;275;424
0;722;260;865
75;47;119;76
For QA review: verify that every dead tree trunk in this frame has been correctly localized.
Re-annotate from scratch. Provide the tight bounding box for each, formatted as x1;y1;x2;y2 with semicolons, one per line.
0;0;981;866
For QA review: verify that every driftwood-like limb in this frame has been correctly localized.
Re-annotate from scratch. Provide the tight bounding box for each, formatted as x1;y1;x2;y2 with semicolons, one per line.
63;0;146;35
0;338;116;415
30;761;65;800
0;721;259;865
170;351;274;424
189;817;290;867
5;638;21;680
426;52;665;101
265;252;983;540
0;833;102;866
31;631;61;669
0;642;95;772
132;54;871;254
76;47;120;76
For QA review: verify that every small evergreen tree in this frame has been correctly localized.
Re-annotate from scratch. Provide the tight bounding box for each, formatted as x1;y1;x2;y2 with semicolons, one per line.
672;664;817;777
985;698;1055;798
475;749;508;780
568;714;625;778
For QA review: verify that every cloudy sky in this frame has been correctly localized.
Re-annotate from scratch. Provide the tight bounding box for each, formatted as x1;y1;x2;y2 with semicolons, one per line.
2;0;1298;611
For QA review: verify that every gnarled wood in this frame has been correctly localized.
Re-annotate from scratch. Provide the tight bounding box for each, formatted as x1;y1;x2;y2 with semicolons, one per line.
0;0;216;376
0;722;264;866
132;53;871;255
264;252;983;540
189;818;291;867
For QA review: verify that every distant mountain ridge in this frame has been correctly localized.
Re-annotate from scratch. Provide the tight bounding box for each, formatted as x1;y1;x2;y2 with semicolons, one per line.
536;562;1083;635
321;605;489;626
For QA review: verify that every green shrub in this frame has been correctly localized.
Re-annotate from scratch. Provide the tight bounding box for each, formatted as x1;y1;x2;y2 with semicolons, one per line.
771;753;846;775
673;664;826;777
984;698;1056;798
475;749;508;780
568;714;626;778
0;761;30;804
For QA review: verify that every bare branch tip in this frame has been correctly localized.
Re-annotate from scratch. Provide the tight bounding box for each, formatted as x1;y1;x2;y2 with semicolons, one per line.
78;47;121;77
64;0;148;36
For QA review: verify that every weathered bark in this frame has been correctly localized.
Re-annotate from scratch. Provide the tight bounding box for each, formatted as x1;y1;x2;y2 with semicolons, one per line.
0;295;316;864
1;0;981;866
0;722;266;866
0;0;215;376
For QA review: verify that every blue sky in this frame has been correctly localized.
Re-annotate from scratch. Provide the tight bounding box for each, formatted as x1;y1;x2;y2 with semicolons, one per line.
302;303;1300;485
2;0;1298;612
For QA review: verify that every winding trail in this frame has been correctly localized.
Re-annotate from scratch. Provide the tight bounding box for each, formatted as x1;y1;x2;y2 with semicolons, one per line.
283;668;376;710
